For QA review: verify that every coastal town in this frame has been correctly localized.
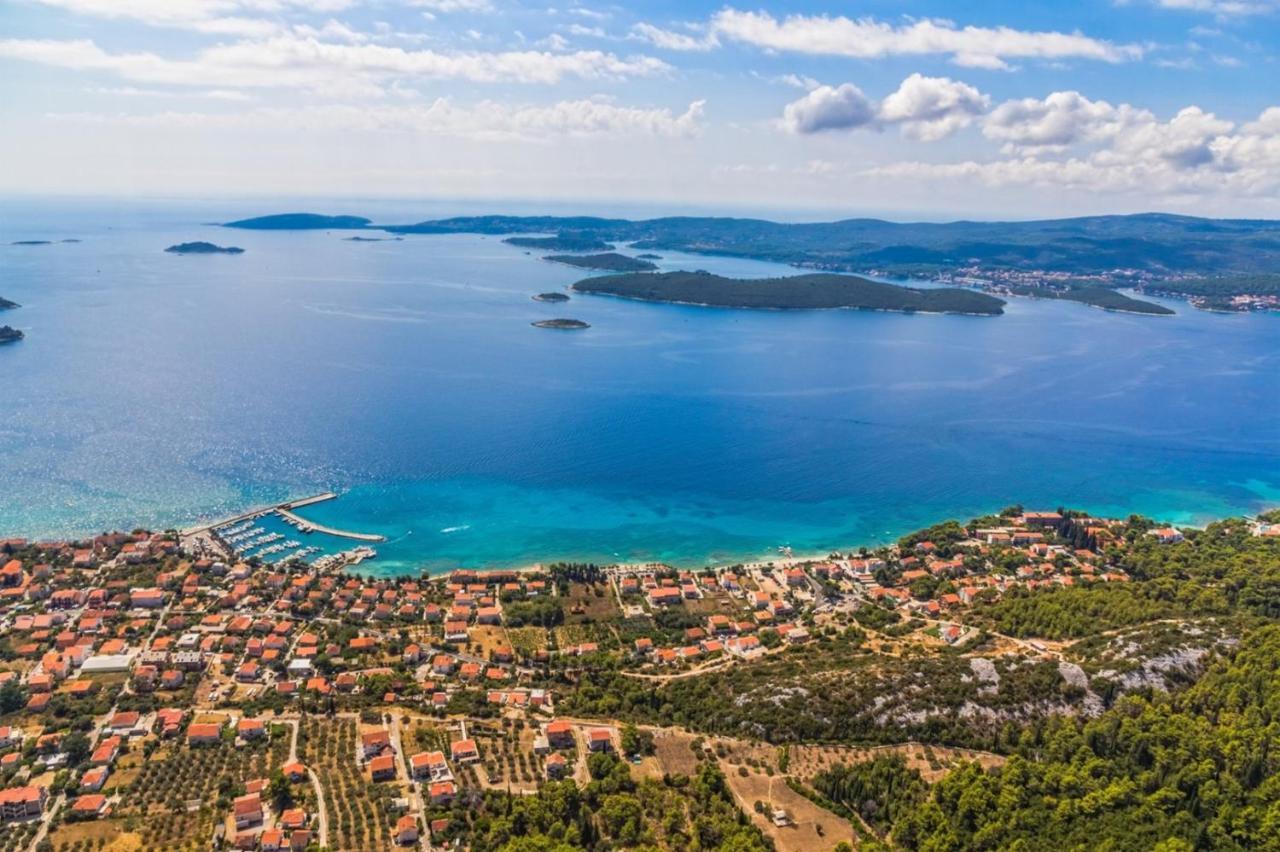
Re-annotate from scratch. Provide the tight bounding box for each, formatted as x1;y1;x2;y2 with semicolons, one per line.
0;507;1276;852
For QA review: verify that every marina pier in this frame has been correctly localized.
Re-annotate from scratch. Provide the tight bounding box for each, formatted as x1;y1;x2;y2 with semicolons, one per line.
275;507;386;542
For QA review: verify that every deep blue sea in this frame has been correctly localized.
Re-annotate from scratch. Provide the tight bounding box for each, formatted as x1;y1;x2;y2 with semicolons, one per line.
1;198;1277;575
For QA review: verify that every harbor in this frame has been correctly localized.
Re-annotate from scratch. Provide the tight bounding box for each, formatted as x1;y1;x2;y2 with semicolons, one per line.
180;492;386;568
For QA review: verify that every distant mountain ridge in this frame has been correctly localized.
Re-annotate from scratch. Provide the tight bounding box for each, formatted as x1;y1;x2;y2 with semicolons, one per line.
225;211;1280;280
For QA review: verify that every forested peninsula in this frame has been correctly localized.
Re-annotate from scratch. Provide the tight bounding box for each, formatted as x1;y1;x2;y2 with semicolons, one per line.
1002;285;1173;315
572;271;1006;315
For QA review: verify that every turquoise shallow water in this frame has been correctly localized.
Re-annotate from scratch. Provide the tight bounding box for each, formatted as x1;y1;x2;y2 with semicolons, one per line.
1;199;1277;575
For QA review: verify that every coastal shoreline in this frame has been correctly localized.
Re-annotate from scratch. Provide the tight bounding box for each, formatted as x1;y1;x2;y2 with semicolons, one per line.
161;492;1266;579
5;491;1271;580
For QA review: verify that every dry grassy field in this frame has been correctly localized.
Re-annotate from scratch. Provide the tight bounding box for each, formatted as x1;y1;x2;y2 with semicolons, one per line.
722;767;857;852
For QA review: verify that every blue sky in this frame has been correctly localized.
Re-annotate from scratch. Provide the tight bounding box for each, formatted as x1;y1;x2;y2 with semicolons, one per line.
2;0;1279;218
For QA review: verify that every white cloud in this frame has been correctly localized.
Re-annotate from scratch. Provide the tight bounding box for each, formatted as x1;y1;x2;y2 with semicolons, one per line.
0;36;671;91
706;9;1143;69
27;0;353;36
1149;0;1280;16
776;73;820;90
291;20;369;44
568;7;610;22
89;85;253;100
878;73;989;140
406;0;494;12
781;74;988;140
629;23;719;52
46;96;708;140
982;91;1148;150
872;96;1280;197
780;83;877;134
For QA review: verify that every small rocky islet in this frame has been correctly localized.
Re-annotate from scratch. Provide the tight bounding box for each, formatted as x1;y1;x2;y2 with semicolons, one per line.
531;318;590;330
165;241;245;255
532;292;570;303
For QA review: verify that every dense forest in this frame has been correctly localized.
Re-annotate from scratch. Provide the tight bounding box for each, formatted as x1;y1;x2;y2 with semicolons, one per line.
882;625;1280;850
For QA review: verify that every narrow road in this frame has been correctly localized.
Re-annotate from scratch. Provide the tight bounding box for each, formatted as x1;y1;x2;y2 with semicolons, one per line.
279;716;327;848
305;767;329;849
26;792;64;852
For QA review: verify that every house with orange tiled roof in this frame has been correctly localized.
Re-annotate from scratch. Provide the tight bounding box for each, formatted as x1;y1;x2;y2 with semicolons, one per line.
545;720;574;748
587;729;613;752
70;793;108;819
187;722;222;746
361;730;390;759
410;751;451;782
450;739;479;764
233;794;263;830
396;814;419;845
369;754;396;782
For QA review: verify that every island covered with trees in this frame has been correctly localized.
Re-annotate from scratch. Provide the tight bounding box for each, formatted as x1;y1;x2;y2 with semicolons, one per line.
0;296;18;310
165;241;245;255
224;213;371;230
545;252;658;272
572;270;1007;315
504;234;614;252
0;325;24;344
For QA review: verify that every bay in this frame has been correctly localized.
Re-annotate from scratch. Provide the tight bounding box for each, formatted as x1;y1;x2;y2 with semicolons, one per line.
1;198;1277;575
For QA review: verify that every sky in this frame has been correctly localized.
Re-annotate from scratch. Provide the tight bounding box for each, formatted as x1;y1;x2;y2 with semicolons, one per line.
2;0;1280;219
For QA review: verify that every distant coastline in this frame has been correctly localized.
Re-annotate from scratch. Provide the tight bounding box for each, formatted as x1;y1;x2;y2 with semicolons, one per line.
220;210;1280;312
